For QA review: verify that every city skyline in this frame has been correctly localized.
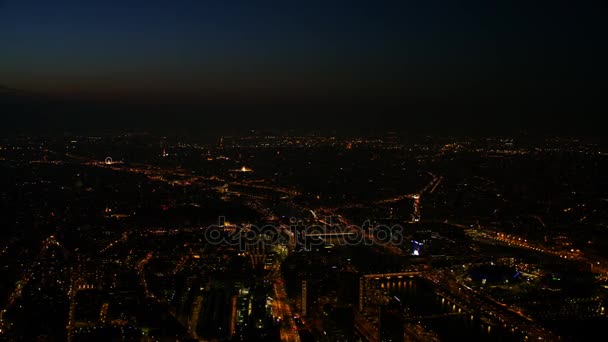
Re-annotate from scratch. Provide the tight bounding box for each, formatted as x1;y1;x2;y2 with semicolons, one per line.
1;1;607;341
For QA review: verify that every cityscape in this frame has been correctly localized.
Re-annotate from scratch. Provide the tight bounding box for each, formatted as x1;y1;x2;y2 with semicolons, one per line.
0;132;606;341
2;0;607;341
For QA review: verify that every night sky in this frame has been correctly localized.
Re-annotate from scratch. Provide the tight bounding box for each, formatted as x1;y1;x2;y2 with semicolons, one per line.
1;0;606;135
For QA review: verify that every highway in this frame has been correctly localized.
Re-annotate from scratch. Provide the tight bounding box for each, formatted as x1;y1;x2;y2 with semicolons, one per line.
354;311;378;342
189;295;204;340
270;272;300;342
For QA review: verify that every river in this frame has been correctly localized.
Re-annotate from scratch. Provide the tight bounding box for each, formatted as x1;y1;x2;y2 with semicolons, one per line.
373;277;523;341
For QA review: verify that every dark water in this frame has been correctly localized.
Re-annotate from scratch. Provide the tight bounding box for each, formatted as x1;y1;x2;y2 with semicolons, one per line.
375;277;522;341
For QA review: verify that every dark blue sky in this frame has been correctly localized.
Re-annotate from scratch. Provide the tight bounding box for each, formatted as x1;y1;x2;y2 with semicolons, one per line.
1;0;606;133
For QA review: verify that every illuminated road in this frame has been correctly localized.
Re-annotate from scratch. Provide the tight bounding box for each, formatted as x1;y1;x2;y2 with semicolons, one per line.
266;258;299;342
354;311;378;342
99;232;129;253
429;175;443;193
137;252;154;298
189;295;204;340
272;279;300;342
486;232;582;260
458;224;584;261
437;221;608;280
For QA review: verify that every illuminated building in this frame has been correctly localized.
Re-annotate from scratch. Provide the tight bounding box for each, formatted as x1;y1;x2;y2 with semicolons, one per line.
411;240;423;256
